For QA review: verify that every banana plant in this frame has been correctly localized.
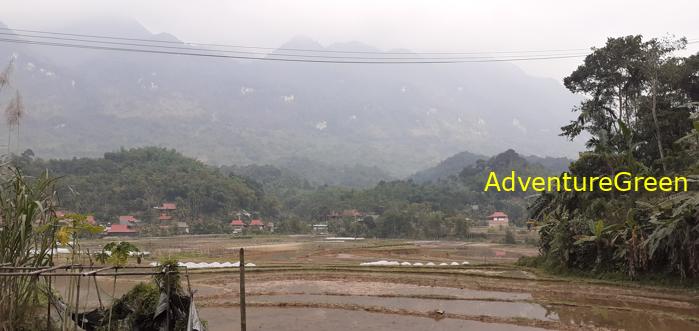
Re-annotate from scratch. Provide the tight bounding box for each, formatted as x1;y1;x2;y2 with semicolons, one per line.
574;219;619;269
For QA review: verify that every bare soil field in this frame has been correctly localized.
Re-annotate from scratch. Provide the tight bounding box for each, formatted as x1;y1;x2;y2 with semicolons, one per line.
64;235;699;331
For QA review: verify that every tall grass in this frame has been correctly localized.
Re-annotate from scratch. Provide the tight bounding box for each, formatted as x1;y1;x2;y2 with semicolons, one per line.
0;166;58;330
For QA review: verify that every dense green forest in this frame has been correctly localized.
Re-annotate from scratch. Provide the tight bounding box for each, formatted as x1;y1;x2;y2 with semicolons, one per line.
525;36;699;279
12;146;552;238
13;148;280;231
226;147;555;237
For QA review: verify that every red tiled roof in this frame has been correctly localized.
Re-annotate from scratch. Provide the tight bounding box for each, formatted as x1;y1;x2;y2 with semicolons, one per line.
488;211;508;219
119;215;138;223
159;215;173;221
230;219;245;226
85;215;96;225
107;224;137;233
250;219;264;226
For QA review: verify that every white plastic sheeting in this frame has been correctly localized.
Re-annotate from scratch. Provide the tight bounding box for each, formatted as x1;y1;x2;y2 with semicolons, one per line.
30;248;71;254
360;260;471;267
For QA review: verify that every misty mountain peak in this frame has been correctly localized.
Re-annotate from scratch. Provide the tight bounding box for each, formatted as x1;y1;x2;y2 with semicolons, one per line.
152;32;181;43
277;36;324;51
56;16;154;39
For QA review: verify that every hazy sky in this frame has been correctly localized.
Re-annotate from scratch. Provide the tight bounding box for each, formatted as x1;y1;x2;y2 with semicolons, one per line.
2;0;698;81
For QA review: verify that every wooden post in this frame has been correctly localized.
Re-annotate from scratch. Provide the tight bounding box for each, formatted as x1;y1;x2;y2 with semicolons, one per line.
74;274;81;331
47;228;56;331
46;275;52;331
239;248;246;331
166;271;171;331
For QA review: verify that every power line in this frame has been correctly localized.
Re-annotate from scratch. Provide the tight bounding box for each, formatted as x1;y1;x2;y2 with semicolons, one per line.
0;26;693;64
1;32;590;60
0;26;695;59
0;26;591;56
0;37;590;64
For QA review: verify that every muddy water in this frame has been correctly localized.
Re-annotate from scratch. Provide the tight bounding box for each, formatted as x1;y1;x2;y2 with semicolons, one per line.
198;307;549;331
245;280;532;300
250;294;556;321
550;305;699;331
214;277;699;330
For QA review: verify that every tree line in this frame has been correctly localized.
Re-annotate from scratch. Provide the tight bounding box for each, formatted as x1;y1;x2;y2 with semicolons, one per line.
527;35;699;280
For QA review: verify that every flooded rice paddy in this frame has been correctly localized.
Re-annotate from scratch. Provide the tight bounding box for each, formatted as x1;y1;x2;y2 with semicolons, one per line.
67;235;699;330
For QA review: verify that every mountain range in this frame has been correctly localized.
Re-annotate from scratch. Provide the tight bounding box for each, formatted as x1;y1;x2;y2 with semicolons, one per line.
0;17;582;179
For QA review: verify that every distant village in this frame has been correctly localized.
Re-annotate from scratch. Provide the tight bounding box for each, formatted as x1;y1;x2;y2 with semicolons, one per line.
55;203;514;237
55;202;277;237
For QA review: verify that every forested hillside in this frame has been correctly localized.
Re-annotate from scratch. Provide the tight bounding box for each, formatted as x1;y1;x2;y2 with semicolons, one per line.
265;148;552;237
410;150;571;184
409;151;486;183
13;147;280;223
12;146;545;238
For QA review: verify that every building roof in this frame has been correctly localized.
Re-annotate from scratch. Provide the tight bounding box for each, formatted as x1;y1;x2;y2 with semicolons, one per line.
250;219;264;226
55;210;69;218
119;215;138;223
158;215;173;221
85;215;96;225
488;211;509;219
230;219;245;226
107;224;137;233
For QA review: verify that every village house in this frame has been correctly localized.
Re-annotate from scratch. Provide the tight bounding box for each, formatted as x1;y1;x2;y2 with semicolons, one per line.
487;211;509;228
230;219;245;233
154;202;177;222
229;217;272;233
154;203;190;234
249;219;265;231
105;224;138;237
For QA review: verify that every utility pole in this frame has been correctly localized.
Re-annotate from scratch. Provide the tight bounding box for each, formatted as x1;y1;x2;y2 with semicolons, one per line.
239;248;246;331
